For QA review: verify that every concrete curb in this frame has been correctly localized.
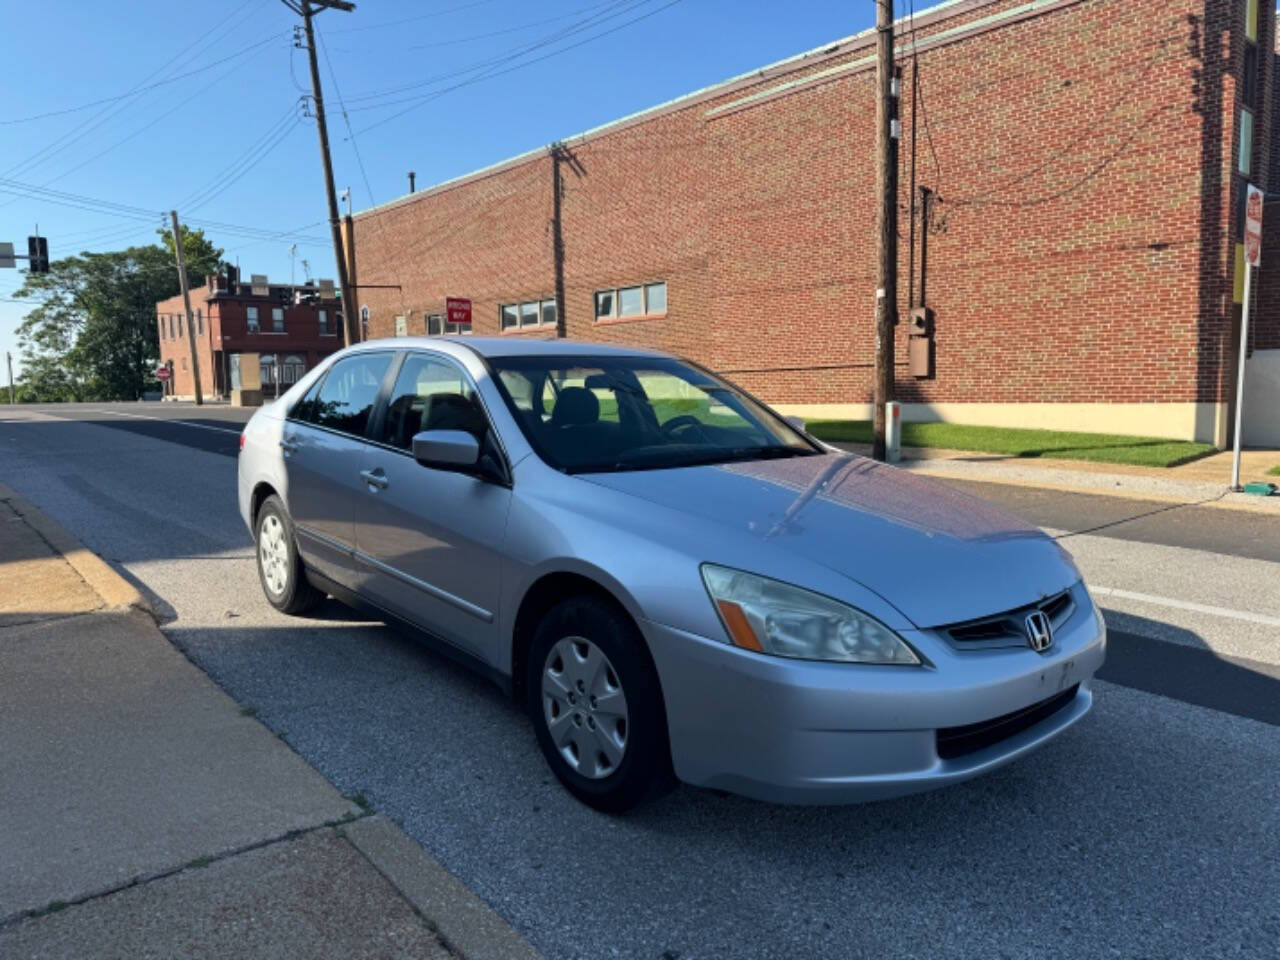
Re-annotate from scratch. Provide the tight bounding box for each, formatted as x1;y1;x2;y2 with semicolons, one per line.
826;445;1280;515
901;462;1280;515
344;815;544;960
0;482;151;615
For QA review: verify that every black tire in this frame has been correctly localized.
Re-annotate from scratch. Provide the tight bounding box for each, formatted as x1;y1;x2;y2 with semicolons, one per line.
526;595;675;813
254;494;324;615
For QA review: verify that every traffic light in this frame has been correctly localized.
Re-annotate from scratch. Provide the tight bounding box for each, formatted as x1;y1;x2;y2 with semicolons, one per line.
27;236;49;273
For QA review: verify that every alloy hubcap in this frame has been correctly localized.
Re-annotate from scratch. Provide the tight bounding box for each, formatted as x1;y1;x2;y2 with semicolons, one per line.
258;515;289;596
542;636;629;780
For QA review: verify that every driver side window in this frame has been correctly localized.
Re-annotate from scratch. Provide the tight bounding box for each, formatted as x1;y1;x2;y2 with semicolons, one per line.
380;353;487;452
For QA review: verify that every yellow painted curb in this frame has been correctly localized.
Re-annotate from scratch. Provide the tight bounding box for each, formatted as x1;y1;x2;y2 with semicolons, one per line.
0;482;152;616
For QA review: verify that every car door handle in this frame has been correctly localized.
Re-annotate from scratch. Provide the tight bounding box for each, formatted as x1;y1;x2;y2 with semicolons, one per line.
360;468;389;490
280;438;299;455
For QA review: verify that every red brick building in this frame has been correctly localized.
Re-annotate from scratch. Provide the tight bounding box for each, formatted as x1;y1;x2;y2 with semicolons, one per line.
155;267;343;401
350;0;1278;445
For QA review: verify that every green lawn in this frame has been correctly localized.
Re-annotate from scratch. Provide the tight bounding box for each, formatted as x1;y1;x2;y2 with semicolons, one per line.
1268;464;1280;477
804;420;1216;469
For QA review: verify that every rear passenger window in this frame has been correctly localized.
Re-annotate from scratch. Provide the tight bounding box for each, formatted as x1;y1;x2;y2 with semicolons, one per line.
380;353;485;451
307;352;392;437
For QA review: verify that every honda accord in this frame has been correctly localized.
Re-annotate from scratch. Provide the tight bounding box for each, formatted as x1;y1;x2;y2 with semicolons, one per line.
238;338;1105;811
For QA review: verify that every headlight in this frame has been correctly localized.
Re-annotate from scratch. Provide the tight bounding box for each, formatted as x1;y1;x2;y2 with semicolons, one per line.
700;564;920;665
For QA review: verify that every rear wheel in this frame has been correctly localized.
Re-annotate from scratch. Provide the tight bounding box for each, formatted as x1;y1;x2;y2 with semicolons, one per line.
527;595;674;812
255;494;323;615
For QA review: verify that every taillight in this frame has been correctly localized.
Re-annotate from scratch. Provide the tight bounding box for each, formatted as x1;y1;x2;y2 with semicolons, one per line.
239;432;246;451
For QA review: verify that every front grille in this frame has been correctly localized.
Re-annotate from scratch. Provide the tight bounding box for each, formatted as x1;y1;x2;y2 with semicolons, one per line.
944;588;1076;651
936;684;1080;760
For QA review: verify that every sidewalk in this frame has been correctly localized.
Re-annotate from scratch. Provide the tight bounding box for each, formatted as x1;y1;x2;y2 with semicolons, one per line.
0;485;541;960
832;443;1280;512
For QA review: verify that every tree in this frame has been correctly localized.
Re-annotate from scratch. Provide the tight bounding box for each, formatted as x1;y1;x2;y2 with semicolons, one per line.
13;232;224;401
157;224;225;289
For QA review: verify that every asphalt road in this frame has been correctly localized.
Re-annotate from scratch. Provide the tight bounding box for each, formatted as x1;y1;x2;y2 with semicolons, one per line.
3;402;1278;960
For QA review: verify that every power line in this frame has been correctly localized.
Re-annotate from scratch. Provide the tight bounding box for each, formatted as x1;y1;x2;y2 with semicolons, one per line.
353;0;684;136
179;103;304;213
0;0;267;182
324;0;498;35
316;27;407;316
0;176;328;245
399;2;619;51
0;33;286;125
343;0;646;107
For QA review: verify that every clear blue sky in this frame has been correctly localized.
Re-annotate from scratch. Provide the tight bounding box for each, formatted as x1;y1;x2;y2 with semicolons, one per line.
0;0;873;378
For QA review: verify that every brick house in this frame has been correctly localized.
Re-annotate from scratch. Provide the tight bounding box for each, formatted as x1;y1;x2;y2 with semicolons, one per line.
155;267;343;401
348;0;1277;446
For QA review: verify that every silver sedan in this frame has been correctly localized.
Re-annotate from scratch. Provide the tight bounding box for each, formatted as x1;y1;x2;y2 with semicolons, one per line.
238;337;1105;811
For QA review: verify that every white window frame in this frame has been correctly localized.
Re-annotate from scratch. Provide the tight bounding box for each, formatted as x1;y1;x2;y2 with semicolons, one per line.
246;306;260;333
594;281;667;322
500;298;557;333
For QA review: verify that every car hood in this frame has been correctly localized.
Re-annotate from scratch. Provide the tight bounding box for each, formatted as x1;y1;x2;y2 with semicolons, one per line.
580;453;1078;628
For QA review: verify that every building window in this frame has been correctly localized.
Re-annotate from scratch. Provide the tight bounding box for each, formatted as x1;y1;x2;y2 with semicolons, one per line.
1239;109;1254;176
595;281;667;321
196;309;203;336
360;306;370;338
181;357;188;371
247;306;260;333
158;318;165;341
500;299;556;333
177;314;183;338
282;355;304;385
428;313;444;335
318;309;330;336
272;307;285;333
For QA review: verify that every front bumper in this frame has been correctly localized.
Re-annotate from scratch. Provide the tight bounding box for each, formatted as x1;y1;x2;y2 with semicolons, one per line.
642;584;1106;804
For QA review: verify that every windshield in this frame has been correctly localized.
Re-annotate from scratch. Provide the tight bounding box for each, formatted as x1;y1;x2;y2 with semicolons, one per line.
488;354;819;473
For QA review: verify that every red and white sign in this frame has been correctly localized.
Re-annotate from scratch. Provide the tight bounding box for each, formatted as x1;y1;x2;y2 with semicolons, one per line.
445;297;472;327
1244;183;1264;268
155;366;172;382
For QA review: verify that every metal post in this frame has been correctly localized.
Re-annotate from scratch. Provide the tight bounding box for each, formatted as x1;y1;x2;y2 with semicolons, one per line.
1231;262;1253;490
6;351;14;405
170;210;204;405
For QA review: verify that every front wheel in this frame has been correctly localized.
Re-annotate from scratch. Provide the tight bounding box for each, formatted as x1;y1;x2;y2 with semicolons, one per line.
527;596;674;812
255;494;323;615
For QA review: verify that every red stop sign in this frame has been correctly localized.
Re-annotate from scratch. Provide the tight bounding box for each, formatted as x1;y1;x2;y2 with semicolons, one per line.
155;367;172;381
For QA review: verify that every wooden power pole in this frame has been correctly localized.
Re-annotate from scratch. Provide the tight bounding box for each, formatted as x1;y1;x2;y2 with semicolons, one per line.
286;0;359;345
872;0;899;461
170;210;204;406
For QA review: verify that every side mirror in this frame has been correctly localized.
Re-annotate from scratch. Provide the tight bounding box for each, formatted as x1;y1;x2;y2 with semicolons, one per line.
411;429;480;472
784;415;807;433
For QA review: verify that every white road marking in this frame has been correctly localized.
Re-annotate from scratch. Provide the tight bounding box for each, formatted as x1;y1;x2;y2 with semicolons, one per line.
1091;586;1280;628
69;409;245;435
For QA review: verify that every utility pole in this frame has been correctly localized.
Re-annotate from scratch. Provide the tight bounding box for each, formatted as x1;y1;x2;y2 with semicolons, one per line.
872;0;899;461
285;0;359;347
170;210;204;406
6;351;14;405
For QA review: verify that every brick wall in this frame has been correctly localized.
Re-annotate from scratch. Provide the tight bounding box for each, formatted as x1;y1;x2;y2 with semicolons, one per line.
353;0;1270;412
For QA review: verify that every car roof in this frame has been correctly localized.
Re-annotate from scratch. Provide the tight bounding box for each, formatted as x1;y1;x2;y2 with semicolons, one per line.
348;336;670;361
